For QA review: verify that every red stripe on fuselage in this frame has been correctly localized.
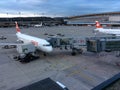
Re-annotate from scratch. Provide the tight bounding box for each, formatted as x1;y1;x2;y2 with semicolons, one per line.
31;40;38;46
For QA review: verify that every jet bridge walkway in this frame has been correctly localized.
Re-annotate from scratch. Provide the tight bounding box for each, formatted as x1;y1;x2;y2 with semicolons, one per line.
47;36;86;55
86;36;120;56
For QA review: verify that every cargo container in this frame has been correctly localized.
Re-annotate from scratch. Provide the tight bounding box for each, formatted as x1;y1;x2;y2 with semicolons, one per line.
17;44;36;54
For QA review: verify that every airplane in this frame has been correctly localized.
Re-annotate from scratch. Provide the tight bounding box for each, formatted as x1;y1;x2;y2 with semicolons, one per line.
0;22;53;53
34;22;43;27
94;21;120;36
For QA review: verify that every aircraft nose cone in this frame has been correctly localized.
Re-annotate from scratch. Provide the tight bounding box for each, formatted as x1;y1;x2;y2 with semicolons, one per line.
46;46;53;53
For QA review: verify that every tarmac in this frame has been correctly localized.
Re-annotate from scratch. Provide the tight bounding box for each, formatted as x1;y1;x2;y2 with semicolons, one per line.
0;26;120;90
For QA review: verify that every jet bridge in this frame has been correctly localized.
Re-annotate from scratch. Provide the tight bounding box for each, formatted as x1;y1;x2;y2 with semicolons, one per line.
86;36;120;56
47;36;86;55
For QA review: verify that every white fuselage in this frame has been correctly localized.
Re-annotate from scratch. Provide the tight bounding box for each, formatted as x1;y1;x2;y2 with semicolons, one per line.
34;23;43;27
95;28;120;36
16;33;53;53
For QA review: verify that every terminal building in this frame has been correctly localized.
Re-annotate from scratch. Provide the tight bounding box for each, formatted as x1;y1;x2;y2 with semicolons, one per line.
1;12;120;27
66;12;120;26
0;17;65;27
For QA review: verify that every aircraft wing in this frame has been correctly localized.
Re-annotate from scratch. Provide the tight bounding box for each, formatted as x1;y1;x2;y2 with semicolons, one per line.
0;42;24;46
0;42;30;49
116;35;120;36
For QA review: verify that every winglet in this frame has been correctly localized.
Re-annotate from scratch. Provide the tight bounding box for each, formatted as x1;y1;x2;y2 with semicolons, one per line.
95;21;103;28
15;21;21;33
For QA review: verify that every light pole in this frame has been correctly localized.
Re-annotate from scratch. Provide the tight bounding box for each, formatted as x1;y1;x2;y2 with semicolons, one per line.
18;12;21;17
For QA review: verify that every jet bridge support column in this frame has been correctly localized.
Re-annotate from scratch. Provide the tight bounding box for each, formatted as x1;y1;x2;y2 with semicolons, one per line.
115;51;120;57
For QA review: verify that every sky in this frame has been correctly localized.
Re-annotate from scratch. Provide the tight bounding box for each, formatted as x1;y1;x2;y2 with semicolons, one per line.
0;0;120;17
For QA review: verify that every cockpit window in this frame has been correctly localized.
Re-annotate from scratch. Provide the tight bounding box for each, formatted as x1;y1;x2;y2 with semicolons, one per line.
43;44;51;46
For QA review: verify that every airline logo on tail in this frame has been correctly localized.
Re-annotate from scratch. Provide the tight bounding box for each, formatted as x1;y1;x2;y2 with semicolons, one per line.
95;21;103;28
15;22;21;33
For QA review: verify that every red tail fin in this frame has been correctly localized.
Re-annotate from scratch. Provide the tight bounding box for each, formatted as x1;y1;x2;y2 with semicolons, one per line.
15;21;21;33
95;21;103;28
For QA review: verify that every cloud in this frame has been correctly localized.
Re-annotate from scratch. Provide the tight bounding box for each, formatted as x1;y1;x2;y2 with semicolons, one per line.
16;0;46;5
0;0;120;17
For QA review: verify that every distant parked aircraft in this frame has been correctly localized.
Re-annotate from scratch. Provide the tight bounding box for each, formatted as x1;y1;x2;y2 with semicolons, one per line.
94;21;120;36
34;22;43;27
